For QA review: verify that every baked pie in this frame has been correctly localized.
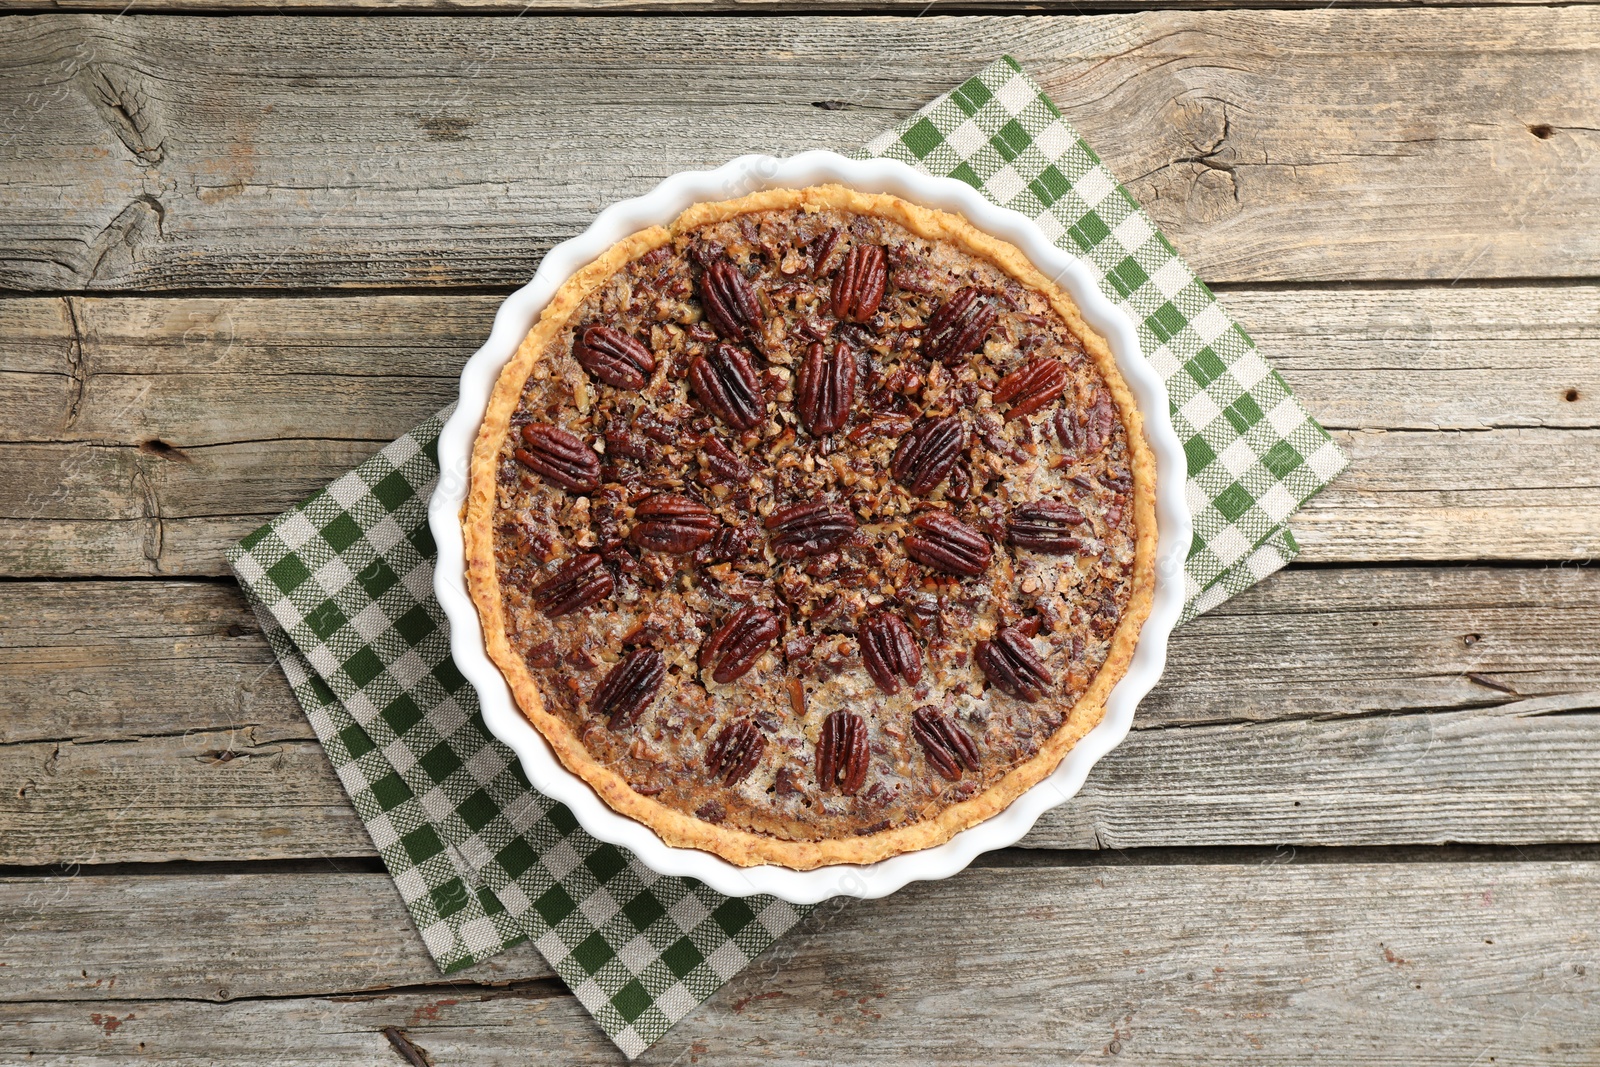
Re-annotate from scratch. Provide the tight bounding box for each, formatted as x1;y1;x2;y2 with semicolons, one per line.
464;185;1155;869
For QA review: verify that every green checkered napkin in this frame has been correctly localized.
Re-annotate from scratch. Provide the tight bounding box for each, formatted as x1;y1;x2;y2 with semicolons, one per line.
228;57;1343;1059
863;57;1347;620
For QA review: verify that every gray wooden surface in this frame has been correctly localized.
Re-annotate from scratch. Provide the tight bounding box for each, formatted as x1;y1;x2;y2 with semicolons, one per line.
1;7;1597;1065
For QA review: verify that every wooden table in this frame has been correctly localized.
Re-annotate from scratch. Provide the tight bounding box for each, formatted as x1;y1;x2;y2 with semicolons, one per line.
3;6;1598;1063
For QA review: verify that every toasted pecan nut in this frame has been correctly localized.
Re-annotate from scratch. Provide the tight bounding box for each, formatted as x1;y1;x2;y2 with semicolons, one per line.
830;244;887;323
702;436;753;485
705;716;765;786
816;709;868;795
890;415;964;496
911;704;980;780
904;510;992;577
700;258;762;343
795;341;856;437
700;605;781;684
630;494;718;554
1055;391;1115;454
1008;500;1087;554
975;626;1053;703
860;612;922;696
994;357;1068;420
515;423;601;493
764;500;858;559
529;553;614;617
689;343;766;432
591;648;666;730
922;287;997;365
573;325;656;390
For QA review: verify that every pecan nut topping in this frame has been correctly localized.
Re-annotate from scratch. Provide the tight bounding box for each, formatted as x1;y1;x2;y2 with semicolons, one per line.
890;415;965;496
630;493;718;554
573;324;656;390
816;709;868;795
975;626;1053;703
515;423;601;493
904;510;993;577
1008;500;1087;554
699;258;762;343
688;342;766;432
1054;391;1115;454
706;716;766;786
830;244;887;323
764;500;858;559
529;553;614;617
590;648;666;730
994;357;1068;421
860;612;922;696
702;436;752;485
922;287;998;365
700;605;782;684
911;705;980;780
795;341;856;437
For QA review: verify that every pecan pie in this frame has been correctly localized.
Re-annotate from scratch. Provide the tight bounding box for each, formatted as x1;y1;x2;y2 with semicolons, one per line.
464;186;1155;869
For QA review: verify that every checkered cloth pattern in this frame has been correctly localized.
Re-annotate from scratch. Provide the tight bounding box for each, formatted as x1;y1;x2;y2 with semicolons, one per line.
861;57;1347;620
228;419;807;1058
228;57;1344;1058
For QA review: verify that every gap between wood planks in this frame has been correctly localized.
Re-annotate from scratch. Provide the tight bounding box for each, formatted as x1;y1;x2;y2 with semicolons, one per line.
0;1;1592;15
4;842;1600;882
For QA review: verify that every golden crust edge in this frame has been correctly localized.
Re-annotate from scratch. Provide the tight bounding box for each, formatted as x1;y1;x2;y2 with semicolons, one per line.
464;184;1157;870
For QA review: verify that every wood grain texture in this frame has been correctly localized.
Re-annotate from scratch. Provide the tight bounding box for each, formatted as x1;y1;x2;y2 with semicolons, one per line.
0;0;1580;11
4;567;1595;863
2;863;1596;1064
2;284;1597;576
0;10;1596;291
0;872;558;1003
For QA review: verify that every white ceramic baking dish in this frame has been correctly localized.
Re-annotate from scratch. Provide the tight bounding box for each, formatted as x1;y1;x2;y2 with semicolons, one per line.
430;151;1191;905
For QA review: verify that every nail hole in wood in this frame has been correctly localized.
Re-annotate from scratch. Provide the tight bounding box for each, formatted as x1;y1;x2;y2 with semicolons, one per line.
1565;388;1580;402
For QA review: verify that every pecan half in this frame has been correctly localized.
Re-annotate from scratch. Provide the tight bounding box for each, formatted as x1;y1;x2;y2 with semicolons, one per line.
702;436;752;485
699;259;762;343
795;341;856;437
688;343;765;431
630;494;717;554
975;626;1053;702
923;288;998;366
1008;500;1087;554
904;511;992;577
705;716;765;786
699;605;781;684
573;325;656;390
860;612;922;696
890;415;964;496
830;244;887;323
994;357;1068;420
695;524;753;564
515;424;601;493
590;648;666;730
529;553;614;617
1082;392;1115;453
911;705;980;780
816;709;868;795
764;501;858;559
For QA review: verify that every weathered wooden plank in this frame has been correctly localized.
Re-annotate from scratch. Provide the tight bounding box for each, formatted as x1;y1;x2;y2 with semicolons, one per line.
3;862;1596;1064
0;872;557;1003
0;0;1578;11
1;11;1596;291
2;285;1598;576
4;567;1596;863
1;727;373;864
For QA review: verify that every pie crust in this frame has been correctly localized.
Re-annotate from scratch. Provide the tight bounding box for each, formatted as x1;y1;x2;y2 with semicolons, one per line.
464;185;1156;869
